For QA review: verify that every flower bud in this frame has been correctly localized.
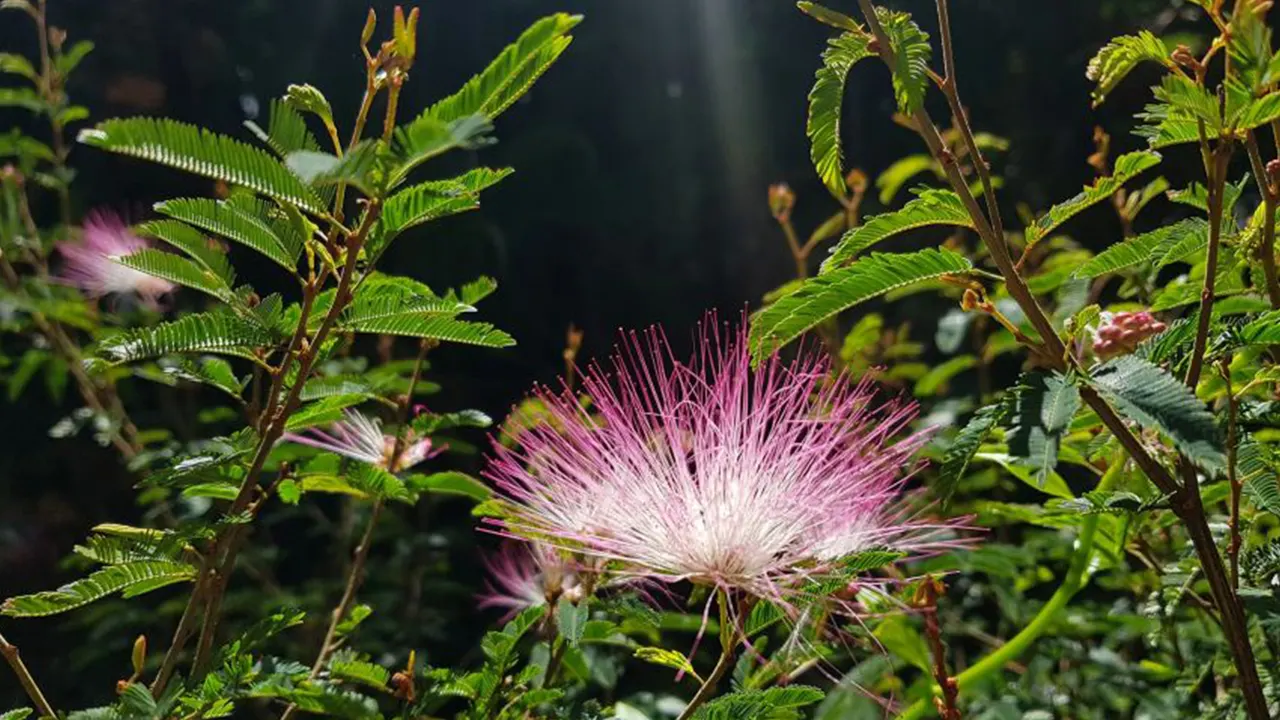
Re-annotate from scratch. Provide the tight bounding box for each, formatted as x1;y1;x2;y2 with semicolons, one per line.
768;183;795;223
1092;310;1166;359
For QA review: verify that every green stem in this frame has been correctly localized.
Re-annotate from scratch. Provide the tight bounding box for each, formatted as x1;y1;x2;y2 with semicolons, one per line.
676;590;736;720
896;460;1124;720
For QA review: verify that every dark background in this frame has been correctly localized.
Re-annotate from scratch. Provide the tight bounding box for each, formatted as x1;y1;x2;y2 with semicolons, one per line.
0;0;1210;706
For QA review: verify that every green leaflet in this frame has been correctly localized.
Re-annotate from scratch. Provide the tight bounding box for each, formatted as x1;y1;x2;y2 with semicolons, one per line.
1026;150;1161;245
98;309;278;364
822;189;974;272
1007;372;1081;484
78;117;324;213
807;31;874;198
750;248;972;363
1072;218;1208;279
1086;31;1171;106
114;248;234;302
875;7;931;116
1089;355;1226;474
1;560;197;617
155;197;302;272
424;13;581;123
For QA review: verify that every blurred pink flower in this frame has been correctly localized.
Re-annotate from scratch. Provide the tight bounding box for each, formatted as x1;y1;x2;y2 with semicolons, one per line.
1093;310;1166;359
57;210;174;304
284;410;440;472
484;320;966;606
478;541;581;618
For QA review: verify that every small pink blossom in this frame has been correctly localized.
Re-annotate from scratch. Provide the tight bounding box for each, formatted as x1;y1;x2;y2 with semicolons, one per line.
57;210;175;304
1093;310;1166;359
478;541;582;618
283;410;440;472
484;319;966;606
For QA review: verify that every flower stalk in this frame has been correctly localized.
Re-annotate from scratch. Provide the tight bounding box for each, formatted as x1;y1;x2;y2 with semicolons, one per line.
0;631;57;719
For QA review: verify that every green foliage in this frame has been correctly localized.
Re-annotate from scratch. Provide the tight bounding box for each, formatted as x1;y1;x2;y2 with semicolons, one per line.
424;13;581;123
77;118;325;213
875;7;931;116
689;686;824;720
97;309;278;364
806;31;873;198
1089;356;1225;474
1072;218;1208;279
1025;150;1161;245
1008;372;1081;483
822;189;974;271
155;197;304;272
1086;31;1171;106
750;248;971;361
1;560;197;617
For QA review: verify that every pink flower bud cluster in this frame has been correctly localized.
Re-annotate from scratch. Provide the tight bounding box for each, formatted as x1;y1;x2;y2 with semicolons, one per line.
1093;311;1166;359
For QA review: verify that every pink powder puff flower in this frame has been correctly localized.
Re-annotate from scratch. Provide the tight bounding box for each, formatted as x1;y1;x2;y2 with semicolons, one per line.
478;541;582;618
483;319;967;608
57;210;175;305
1092;310;1167;360
283;410;441;472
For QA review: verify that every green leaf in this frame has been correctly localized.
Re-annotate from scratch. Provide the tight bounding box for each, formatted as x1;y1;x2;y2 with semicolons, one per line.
633;647;701;684
557;597;588;647
285;394;369;432
155;197;302;271
133;219;235;284
1239;437;1280;517
369;167;513;261
1072;218;1208;279
298;463;414;504
391;114;492;183
347;313;515;348
1136;75;1221;148
750;248;971;362
913;354;975;396
797;2;862;32
1089;355;1225;474
875;8;931;115
0;709;33;720
0;52;36;80
98;310;277;364
875;154;935;205
425;13;581;123
873;615;931;673
1235;92;1280;131
55;40;94;77
1026;150;1160;245
246;98;321;157
807;31;874;198
328;652;390;690
0;87;41;112
114;248;234;302
1;560;196;617
1007;372;1081;483
1239;310;1280;345
691;687;825;720
822;189;973;271
938;402;1010;506
283;84;335;130
78;117;324;213
403;471;491;503
1086;31;1171;106
975;452;1074;499
156;356;246;400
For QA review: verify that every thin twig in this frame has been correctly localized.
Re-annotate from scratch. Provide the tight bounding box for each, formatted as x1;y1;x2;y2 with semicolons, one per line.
1244;132;1280;309
1221;358;1241;590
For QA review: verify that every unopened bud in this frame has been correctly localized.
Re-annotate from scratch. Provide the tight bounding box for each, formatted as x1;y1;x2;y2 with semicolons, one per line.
1092;310;1166;359
360;8;377;46
131;635;147;677
1171;45;1202;73
0;164;22;186
960;288;980;311
845;168;868;194
48;27;66;52
768;183;795;223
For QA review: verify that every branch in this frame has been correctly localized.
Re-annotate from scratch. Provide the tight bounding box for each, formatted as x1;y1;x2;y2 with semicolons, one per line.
0;632;57;718
1245;132;1280;309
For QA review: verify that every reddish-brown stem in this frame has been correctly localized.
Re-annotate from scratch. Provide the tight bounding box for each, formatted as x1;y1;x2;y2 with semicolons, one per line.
0;632;57;718
1185;143;1231;389
1245;132;1280;309
1221;359;1241;590
919;578;960;720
